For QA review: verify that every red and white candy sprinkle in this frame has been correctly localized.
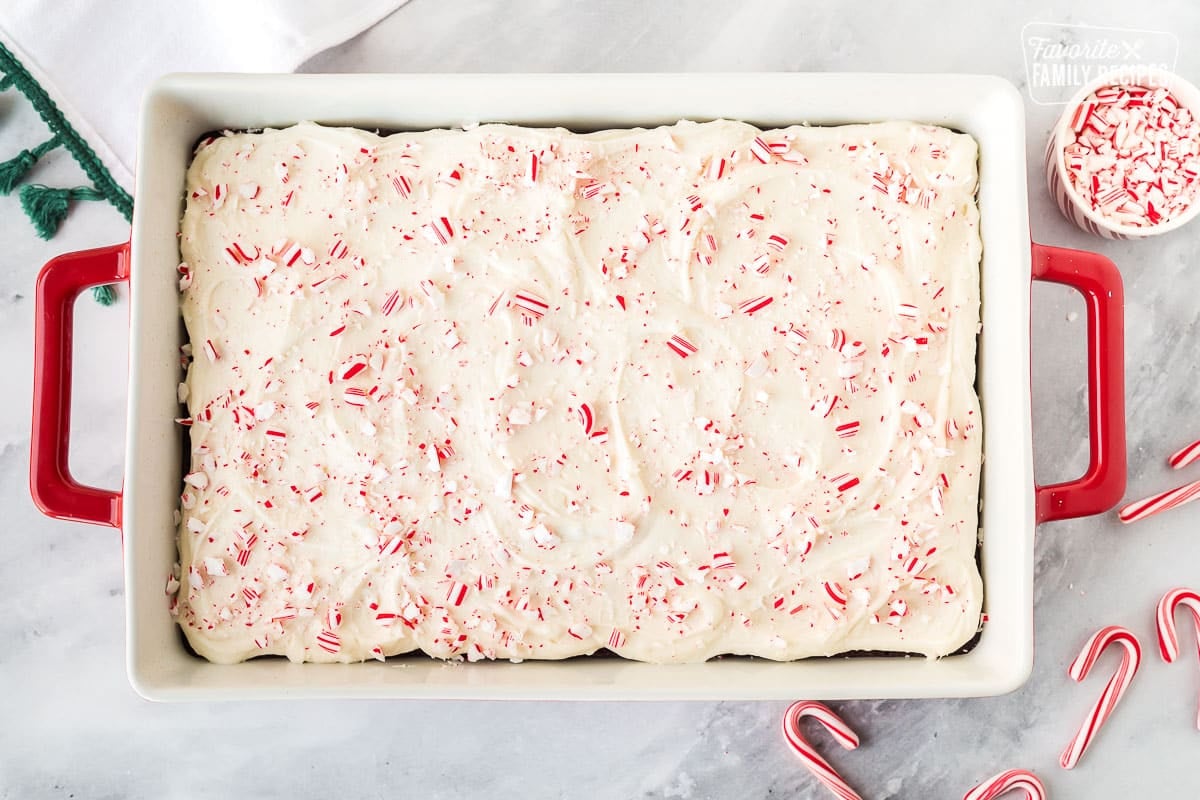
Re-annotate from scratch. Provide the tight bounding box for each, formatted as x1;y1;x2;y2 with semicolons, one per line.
666;333;698;358
823;581;848;606
1062;84;1200;228
750;137;773;164
446;581;469;607
738;295;774;315
423;217;455;244
512;290;550;320
316;629;341;654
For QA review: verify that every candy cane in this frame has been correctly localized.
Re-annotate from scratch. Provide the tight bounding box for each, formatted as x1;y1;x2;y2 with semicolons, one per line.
962;769;1046;800
1117;478;1200;523
1168;439;1200;470
1156;587;1200;729
1059;625;1141;769
781;701;862;800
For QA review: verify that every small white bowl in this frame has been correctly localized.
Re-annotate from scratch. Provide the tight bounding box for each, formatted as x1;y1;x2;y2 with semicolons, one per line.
1046;67;1200;239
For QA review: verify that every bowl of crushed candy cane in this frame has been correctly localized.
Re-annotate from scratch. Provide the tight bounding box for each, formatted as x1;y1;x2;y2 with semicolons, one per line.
1046;68;1200;239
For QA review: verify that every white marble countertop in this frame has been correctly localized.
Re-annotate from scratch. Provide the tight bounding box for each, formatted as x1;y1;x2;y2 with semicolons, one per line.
4;1;1200;796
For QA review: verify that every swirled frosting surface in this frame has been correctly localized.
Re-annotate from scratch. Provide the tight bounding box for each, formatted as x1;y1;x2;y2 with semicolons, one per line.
174;120;982;664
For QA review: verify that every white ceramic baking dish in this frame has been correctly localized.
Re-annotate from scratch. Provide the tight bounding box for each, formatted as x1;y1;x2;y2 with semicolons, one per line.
30;73;1126;701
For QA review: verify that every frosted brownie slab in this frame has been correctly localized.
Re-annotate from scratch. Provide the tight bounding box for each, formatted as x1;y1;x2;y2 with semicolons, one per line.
174;120;982;664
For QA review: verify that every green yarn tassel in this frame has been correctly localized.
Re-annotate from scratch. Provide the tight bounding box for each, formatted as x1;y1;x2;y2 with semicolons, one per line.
2;44;133;305
19;183;103;239
19;184;71;239
0;151;36;194
91;284;116;305
0;136;61;194
15;183;117;301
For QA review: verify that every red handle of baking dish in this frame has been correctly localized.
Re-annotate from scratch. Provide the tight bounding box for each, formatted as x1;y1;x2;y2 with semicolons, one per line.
30;242;129;527
1031;242;1126;523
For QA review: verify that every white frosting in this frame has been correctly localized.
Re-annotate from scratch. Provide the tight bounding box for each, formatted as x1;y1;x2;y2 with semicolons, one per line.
174;120;982;665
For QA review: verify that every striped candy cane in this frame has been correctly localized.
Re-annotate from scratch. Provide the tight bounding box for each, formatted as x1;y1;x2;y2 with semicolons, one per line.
1117;478;1200;524
962;769;1046;800
1156;587;1200;729
1059;625;1142;769
1169;439;1200;470
781;701;862;800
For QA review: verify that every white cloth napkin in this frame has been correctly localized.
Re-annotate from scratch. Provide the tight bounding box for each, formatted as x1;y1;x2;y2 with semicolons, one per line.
0;0;410;190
